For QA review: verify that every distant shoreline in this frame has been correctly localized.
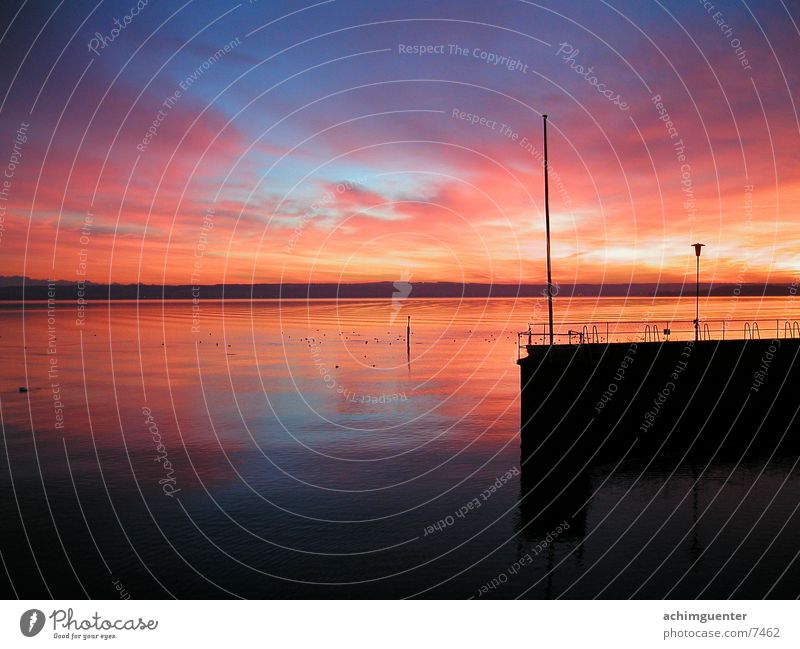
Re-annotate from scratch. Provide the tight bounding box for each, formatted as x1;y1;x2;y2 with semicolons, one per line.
0;279;795;300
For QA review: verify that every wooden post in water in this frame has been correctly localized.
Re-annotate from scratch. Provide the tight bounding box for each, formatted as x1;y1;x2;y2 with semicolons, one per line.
406;315;411;359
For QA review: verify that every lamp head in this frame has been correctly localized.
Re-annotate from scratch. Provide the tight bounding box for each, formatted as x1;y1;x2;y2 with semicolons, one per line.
692;242;705;257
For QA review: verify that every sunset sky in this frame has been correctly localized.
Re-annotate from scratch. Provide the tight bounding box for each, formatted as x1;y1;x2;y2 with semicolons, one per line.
0;0;798;287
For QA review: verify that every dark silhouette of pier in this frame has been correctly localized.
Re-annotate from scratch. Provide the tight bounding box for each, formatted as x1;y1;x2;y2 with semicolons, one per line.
520;114;799;474
518;327;800;472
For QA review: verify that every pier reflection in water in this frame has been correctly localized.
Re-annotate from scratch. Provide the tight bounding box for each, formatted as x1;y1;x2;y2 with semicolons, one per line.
509;451;800;599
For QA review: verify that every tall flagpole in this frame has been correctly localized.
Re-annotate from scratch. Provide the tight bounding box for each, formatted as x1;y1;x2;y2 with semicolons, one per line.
544;114;554;345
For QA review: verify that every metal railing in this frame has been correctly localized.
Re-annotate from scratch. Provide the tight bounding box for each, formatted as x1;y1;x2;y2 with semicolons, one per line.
517;318;800;358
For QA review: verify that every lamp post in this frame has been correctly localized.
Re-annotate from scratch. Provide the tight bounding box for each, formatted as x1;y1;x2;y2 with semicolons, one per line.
691;243;705;341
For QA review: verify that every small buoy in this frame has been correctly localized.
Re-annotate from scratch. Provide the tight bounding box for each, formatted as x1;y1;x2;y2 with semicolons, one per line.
18;387;28;393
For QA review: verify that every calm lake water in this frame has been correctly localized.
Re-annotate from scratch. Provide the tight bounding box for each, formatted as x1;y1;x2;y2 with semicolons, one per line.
1;296;799;598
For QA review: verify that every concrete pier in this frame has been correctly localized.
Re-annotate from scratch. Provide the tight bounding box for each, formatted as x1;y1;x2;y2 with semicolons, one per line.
518;338;800;469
